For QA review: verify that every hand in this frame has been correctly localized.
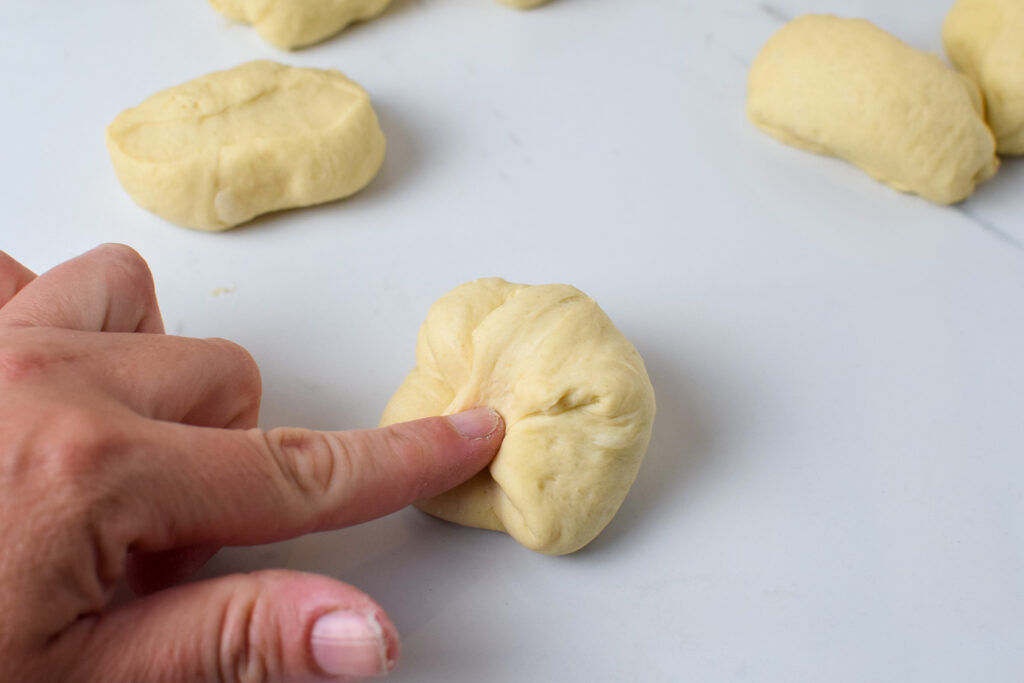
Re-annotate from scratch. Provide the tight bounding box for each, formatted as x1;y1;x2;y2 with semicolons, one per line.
0;245;504;682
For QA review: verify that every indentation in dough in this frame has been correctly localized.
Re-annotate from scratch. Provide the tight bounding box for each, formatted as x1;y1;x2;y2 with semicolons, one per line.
381;278;656;555
116;82;361;162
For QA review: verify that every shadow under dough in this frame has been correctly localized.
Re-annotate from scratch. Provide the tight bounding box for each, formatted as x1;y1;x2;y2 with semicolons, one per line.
343;99;427;207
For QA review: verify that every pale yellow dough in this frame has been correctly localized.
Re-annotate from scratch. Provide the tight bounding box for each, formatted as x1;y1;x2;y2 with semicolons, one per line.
944;0;1024;155
106;61;385;232
210;0;392;50
498;0;551;8
748;15;998;205
381;279;656;556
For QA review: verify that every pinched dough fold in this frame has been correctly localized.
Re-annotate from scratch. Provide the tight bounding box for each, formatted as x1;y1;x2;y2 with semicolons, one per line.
381;279;656;555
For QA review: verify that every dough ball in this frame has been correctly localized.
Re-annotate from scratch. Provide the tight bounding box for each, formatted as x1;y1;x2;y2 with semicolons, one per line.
747;15;999;204
944;0;1024;155
210;0;392;50
105;60;385;232
381;278;656;556
498;0;551;8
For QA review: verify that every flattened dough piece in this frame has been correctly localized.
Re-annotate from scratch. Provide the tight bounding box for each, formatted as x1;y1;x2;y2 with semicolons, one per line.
106;60;385;231
748;15;998;204
944;0;1024;155
381;279;656;556
210;0;392;50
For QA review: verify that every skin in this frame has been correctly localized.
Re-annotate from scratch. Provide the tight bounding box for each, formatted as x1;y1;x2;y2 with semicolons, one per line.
0;244;504;682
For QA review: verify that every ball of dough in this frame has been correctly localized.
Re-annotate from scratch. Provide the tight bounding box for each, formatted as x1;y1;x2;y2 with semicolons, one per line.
497;0;551;8
210;0;392;50
381;278;656;556
106;60;386;232
747;15;999;204
944;0;1024;155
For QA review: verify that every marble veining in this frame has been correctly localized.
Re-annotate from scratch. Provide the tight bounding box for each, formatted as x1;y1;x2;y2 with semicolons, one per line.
758;3;791;23
956;204;1024;251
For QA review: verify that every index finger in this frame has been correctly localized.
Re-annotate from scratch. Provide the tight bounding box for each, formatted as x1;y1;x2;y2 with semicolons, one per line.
118;409;504;552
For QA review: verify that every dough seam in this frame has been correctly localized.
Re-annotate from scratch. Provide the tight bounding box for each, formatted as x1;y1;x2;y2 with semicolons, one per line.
113;89;367;165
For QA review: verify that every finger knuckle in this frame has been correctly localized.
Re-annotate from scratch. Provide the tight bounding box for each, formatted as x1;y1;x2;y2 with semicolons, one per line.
214;575;284;683
0;337;122;496
262;428;350;505
44;407;121;478
0;339;48;384
205;337;262;400
96;243;157;300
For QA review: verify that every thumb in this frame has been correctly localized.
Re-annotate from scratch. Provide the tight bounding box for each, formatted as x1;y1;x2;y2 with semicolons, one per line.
74;570;398;682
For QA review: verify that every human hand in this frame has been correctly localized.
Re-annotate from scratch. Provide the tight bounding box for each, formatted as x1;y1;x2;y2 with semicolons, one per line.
0;245;504;682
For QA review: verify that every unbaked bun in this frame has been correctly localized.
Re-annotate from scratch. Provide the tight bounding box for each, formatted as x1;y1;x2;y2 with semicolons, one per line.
209;0;393;50
748;15;998;204
944;0;1024;155
381;278;656;555
106;61;385;231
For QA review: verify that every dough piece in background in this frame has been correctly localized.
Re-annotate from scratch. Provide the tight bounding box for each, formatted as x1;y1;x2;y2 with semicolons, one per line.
747;15;998;205
381;278;656;556
498;0;551;9
106;60;386;232
944;0;1024;155
210;0;392;50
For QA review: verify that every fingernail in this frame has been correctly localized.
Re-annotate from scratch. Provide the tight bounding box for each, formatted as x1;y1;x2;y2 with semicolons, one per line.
311;610;390;678
447;408;501;439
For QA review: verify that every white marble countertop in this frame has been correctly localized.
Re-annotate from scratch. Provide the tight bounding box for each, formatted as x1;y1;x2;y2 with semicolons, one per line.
3;1;1022;680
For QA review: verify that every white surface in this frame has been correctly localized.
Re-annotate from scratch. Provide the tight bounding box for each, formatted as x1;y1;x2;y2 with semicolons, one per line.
3;1;1023;681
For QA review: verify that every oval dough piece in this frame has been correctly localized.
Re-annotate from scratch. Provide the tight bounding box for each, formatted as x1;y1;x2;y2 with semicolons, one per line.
747;15;998;205
381;279;656;556
944;0;1024;155
210;0;392;50
106;60;386;232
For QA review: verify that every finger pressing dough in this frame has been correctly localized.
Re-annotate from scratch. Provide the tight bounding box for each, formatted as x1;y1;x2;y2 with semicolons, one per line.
381;279;656;555
748;15;998;205
944;0;1024;155
210;0;392;50
106;60;386;232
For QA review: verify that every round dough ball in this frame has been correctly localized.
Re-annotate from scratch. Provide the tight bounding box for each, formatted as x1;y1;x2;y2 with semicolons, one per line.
380;278;656;555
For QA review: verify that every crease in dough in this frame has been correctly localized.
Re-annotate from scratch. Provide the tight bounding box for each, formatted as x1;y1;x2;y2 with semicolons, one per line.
381;278;656;555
